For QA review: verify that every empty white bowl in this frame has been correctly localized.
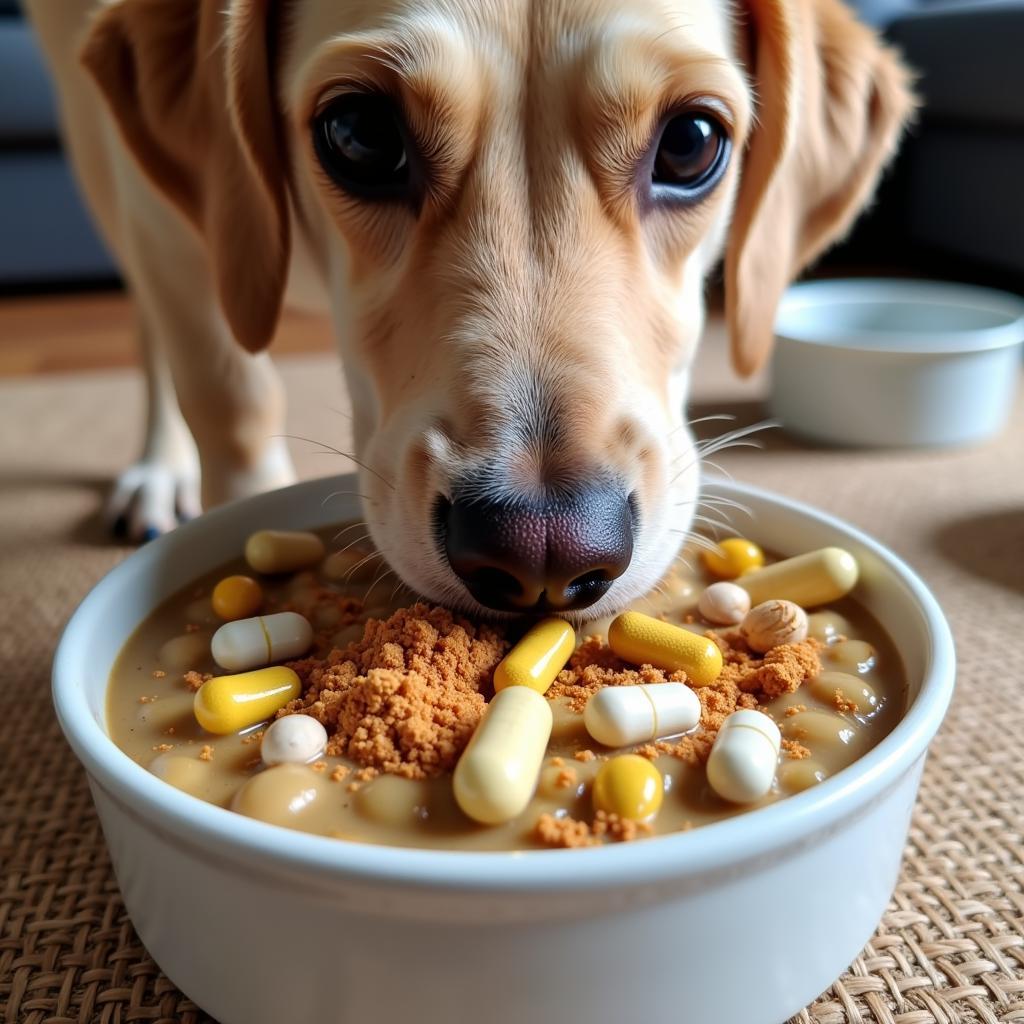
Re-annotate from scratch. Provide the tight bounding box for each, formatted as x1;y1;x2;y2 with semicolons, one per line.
52;475;954;1024
771;279;1024;447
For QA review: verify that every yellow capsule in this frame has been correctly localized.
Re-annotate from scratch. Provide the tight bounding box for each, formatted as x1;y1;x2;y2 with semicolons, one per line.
244;530;325;575
193;666;301;735
701;537;765;579
211;574;263;621
608;611;723;686
592;754;663;821
494;617;575;695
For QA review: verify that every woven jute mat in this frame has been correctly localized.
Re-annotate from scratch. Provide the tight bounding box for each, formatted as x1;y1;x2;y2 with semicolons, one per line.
1;328;1022;1024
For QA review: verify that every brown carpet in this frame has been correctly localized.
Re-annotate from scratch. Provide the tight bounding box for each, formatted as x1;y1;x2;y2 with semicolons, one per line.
2;327;1023;1023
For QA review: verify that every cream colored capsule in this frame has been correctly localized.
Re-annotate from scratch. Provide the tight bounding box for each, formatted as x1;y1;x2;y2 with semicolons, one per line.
583;683;700;748
211;611;313;672
453;686;553;825
738;547;859;608
706;709;781;804
245;530;325;574
260;714;327;766
494;617;575;694
608;611;723;686
194;666;301;734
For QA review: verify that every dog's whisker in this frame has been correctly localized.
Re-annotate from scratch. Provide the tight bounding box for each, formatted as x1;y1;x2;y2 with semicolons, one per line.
687;413;737;428
274;433;396;490
695;419;779;457
331;532;374;557
668;529;722;554
344;550;384;585
698;495;753;515
320;490;375;508
363;566;393;603
332;520;372;543
699;458;735;481
691;514;736;536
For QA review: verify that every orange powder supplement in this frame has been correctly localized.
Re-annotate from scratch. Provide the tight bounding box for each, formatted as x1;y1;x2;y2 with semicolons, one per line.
283;604;507;779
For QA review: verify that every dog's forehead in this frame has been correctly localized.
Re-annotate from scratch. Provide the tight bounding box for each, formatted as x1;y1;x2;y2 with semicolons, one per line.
286;0;739;92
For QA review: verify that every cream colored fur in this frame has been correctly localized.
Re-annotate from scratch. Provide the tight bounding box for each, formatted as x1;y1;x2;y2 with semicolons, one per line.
25;0;912;616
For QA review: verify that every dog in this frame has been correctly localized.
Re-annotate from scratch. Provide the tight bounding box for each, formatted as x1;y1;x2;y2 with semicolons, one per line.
27;0;912;620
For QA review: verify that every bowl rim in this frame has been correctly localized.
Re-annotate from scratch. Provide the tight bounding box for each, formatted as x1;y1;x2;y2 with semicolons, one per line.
52;476;955;893
775;278;1024;355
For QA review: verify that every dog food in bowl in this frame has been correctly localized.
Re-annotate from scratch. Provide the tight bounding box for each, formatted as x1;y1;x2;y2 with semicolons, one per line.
107;527;905;850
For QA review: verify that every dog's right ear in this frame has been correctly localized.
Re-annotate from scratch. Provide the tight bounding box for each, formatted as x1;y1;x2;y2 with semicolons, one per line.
81;0;289;353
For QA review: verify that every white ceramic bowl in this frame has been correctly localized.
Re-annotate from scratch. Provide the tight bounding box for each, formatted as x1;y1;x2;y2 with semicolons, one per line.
771;278;1024;447
53;475;954;1024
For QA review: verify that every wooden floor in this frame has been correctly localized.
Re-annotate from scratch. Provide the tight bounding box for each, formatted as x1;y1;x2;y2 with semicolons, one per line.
0;290;334;377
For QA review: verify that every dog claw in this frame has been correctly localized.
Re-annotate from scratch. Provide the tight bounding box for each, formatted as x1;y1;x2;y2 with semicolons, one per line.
106;459;201;544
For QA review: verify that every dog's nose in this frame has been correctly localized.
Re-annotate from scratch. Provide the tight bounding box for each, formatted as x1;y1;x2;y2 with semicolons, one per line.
443;485;634;612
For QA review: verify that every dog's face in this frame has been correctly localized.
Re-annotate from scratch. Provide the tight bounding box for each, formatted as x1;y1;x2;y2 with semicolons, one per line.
84;0;913;618
281;0;750;618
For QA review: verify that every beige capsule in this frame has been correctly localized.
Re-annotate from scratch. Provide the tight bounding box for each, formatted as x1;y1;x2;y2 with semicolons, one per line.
825;639;876;673
232;763;324;828
777;759;829;793
809;670;878;715
783;709;859;748
738;547;859;608
355;775;432;826
806;611;854;644
245;530;325;575
158;632;210;673
150;752;214;798
453;687;553;825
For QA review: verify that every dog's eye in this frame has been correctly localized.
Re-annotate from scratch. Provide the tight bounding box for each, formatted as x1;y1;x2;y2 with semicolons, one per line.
312;93;411;198
652;113;728;193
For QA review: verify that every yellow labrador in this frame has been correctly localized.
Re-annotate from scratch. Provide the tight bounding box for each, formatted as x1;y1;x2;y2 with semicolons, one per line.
26;0;912;617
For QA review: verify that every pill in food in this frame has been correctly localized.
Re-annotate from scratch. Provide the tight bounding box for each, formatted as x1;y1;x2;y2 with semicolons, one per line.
194;665;301;734
494;617;575;695
592;754;663;821
697;581;751;625
706;709;781;804
740;599;808;653
245;530;325;574
738;547;858;608
211;574;263;621
583;683;700;748
211;611;313;672
261;714;328;766
701;537;764;579
608;611;723;686
453;686;552;825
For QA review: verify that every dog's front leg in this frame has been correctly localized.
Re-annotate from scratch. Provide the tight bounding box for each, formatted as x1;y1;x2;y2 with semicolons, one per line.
115;168;295;518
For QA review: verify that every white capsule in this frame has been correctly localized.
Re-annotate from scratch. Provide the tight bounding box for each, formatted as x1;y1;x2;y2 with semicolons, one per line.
706;709;781;804
211;611;313;672
261;715;328;766
583;683;700;748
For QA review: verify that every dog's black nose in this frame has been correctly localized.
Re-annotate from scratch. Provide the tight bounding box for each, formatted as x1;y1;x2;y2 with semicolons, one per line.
442;484;634;612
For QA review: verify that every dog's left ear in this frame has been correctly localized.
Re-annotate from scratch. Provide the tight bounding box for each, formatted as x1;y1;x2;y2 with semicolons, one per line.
725;0;915;376
81;0;289;353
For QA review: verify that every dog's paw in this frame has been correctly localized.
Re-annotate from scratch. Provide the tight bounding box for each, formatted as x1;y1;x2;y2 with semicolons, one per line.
200;437;296;509
107;459;202;543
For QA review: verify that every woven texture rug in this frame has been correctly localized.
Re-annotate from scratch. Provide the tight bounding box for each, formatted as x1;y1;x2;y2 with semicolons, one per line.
1;325;1022;1024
